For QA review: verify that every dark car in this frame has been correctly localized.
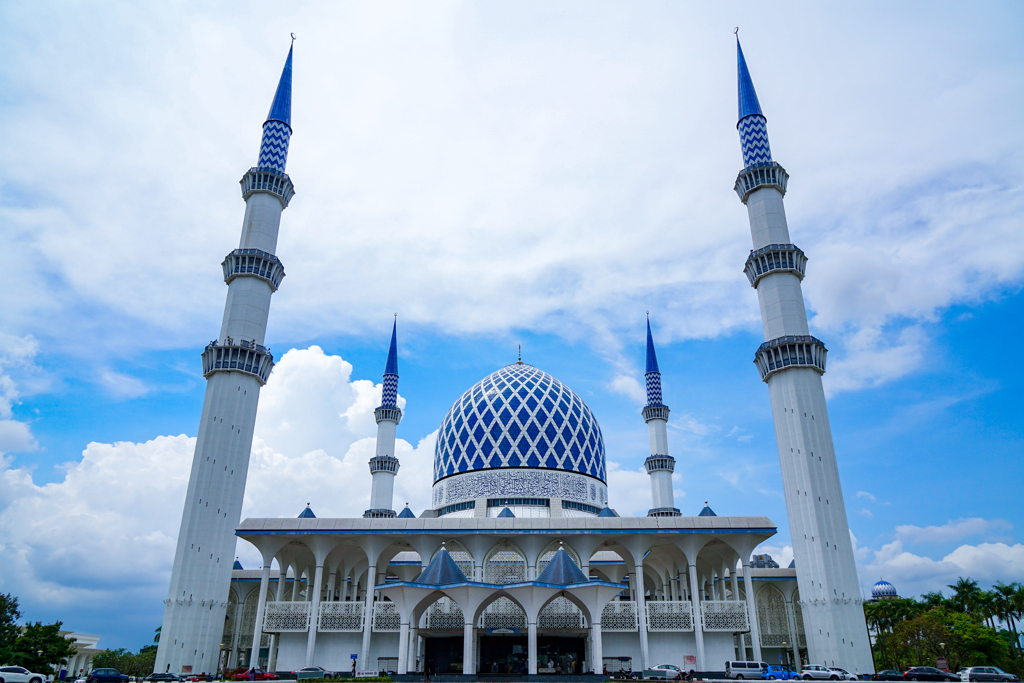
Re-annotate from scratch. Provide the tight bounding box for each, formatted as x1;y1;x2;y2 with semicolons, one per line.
872;672;904;681
904;669;958;682
88;670;130;683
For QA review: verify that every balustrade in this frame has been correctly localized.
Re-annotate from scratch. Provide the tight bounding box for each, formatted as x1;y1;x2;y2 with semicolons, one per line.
317;602;363;632
646;601;694;632
240;167;295;207
754;335;827;382
743;243;807;288
600;601;639;632
222;248;285;291
202;340;275;385
372;601;400;632
733;161;789;203
700;600;749;632
262;601;311;632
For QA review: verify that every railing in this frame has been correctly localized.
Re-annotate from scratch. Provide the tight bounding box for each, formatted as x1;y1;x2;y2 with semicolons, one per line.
318;601;364;632
202;339;275;385
642;405;670;422
538;596;584;630
734;161;789;204
646;601;694;632
743;243;807;288
601;601;639;632
700;600;749;632
222;248;286;291
754;335;828;382
240;167;295;207
424;597;463;631
263;601;311;632
372;602;400;632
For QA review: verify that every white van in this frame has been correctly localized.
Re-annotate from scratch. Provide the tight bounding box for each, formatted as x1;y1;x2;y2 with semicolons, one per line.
726;662;768;679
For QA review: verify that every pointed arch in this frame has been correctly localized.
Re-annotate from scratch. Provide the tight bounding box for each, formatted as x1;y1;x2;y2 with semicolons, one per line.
537;540;581;575
432;540;474;579
756;583;790;647
484;540;527;584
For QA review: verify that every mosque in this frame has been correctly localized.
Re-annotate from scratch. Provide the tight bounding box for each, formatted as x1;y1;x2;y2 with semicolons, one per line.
153;36;876;679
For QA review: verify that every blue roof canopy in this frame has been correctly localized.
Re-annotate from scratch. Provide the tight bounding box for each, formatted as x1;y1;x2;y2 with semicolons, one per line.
737;38;763;122
384;319;399;376
645;317;660;374
266;44;293;127
536;548;589;585
298;505;316;519
415;548;467;585
397;505;416;519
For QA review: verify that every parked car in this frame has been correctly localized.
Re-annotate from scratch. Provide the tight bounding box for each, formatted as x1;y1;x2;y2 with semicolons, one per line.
728;662;769;679
233;671;278;682
88;670;130;683
0;666;48;683
829;669;858;681
960;668;1019;682
645;665;684;680
762;666;799;680
800;666;842;680
904;668;958;682
294;669;345;681
143;675;180;682
873;671;906;681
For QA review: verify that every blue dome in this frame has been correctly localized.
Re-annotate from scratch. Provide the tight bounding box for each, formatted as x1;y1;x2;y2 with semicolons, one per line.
434;363;607;483
872;580;897;598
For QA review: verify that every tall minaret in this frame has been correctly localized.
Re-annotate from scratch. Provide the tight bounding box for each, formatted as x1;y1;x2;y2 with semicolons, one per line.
642;316;679;517
155;43;295;675
364;319;402;518
734;37;872;672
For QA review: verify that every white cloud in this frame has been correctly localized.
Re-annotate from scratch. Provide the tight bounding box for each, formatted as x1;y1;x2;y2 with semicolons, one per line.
0;334;39;454
606;460;654;517
856;491;877;503
858;508;873;518
894;517;1013;545
0;347;432;619
97;369;150;400
607;374;645;405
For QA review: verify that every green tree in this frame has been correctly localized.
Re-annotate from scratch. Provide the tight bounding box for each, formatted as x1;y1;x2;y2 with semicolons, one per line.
13;622;77;674
94;648;133;673
0;593;23;665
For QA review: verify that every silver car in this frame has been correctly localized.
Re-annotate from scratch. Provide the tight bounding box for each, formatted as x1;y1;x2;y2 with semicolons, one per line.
800;666;841;680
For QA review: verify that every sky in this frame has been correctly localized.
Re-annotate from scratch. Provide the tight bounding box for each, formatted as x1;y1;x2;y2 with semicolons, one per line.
0;0;1023;653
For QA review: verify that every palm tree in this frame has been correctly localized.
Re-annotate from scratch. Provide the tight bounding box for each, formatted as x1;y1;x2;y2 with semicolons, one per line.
948;577;981;615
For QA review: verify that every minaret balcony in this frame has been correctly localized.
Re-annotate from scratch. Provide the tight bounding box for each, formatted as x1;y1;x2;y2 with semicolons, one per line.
647;507;682;518
240;167;295;208
201;339;275;385
374;406;403;424
368;454;400;475
644;455;676;474
743;243;807;287
642;404;670;423
754;335;828;382
363;508;397;519
222;248;286;291
734;161;789;204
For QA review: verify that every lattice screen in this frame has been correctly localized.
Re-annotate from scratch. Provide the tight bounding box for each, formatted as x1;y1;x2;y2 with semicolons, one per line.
700;599;749;631
263;601;311;632
646;601;693;631
757;585;791;647
237;590;259;647
318;602;364;632
538;596;584;629
480;597;526;629
372;602;400;632
484;541;526;584
424;597;464;631
223;590;238;643
793;590;807;647
601;601;639;632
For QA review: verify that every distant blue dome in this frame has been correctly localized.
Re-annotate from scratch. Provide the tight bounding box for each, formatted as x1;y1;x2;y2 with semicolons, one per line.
434;363;607;483
872;580;897;598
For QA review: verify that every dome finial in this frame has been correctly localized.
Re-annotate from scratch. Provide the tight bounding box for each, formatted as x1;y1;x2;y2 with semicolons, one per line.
517;344;522;364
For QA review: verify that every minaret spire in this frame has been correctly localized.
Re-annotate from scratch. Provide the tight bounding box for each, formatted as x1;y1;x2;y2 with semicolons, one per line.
156;40;297;676
641;316;679;519
734;39;872;674
366;318;403;519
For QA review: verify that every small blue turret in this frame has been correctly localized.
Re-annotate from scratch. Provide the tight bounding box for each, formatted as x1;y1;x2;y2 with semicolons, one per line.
736;38;772;167
258;42;294;173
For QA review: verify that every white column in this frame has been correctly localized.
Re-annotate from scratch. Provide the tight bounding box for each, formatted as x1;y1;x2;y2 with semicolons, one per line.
305;564;324;666
397;620;410;674
688;564;705;671
359;565;376;671
528;620;538;675
463;622;474;675
248;562;272;667
326;570;336;602
731;568;740;602
408;627;418;673
635;566;650;669
592;621;603;674
742;563;763;661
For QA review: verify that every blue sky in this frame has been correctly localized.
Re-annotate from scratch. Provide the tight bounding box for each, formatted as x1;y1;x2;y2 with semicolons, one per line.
0;0;1022;653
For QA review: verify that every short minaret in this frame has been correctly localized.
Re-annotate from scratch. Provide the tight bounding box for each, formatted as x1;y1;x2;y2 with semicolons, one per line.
642;317;679;517
155;42;295;675
364;319;402;518
734;37;872;672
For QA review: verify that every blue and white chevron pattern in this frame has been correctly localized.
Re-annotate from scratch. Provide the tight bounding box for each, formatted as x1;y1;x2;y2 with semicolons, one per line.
739;115;772;166
645;371;662;406
258;120;291;173
382;374;398;407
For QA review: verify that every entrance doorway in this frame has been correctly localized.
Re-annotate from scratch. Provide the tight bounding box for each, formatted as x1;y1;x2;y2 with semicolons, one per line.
424;636;464;674
477;635;586;675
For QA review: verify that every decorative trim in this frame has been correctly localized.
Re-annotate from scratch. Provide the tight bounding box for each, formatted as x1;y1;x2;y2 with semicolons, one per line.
240;167;295;208
433;468;607;509
642;405;670;423
734;161;789;204
754;335;828;382
644;455;675;473
201;339;274;385
368;454;400;475
374;406;402;424
744;243;806;288
222;248;286;291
